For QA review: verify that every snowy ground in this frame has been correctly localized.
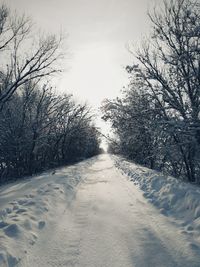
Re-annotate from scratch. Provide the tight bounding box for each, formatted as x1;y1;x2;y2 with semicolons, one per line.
0;154;200;266
115;155;200;239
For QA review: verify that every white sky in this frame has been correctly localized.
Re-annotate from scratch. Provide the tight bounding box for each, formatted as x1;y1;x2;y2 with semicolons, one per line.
3;0;159;146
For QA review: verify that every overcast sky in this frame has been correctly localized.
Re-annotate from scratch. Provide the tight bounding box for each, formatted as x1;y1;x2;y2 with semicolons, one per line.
3;0;159;141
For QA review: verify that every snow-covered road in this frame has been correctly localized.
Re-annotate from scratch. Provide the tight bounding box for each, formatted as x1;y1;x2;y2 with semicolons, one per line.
1;154;200;266
23;155;200;266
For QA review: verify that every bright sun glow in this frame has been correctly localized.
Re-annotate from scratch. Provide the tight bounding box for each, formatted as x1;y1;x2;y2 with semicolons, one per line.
4;0;160;140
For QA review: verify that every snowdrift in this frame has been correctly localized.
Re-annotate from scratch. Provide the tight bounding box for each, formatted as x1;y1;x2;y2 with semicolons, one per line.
114;155;200;239
0;158;93;267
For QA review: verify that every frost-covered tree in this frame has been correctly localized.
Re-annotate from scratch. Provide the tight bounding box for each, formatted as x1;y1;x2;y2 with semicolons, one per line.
0;83;101;183
102;78;161;168
103;0;200;182
135;0;200;182
0;5;101;183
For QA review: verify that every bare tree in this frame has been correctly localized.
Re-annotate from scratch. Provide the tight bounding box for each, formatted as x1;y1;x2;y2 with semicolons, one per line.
0;4;101;184
104;0;200;182
0;4;64;105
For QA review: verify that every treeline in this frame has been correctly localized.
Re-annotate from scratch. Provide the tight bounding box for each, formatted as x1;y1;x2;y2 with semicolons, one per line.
0;5;101;183
102;0;200;183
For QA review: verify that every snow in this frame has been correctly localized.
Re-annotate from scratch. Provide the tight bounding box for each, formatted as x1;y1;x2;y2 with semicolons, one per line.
0;154;200;266
114;155;200;241
0;159;93;266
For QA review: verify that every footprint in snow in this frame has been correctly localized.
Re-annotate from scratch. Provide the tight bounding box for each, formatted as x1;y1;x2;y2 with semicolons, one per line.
0;251;19;267
38;221;46;229
4;223;21;237
0;221;9;228
189;243;200;251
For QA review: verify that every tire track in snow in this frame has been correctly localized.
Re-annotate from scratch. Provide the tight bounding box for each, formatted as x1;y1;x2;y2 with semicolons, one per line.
119;168;200;267
15;155;200;267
